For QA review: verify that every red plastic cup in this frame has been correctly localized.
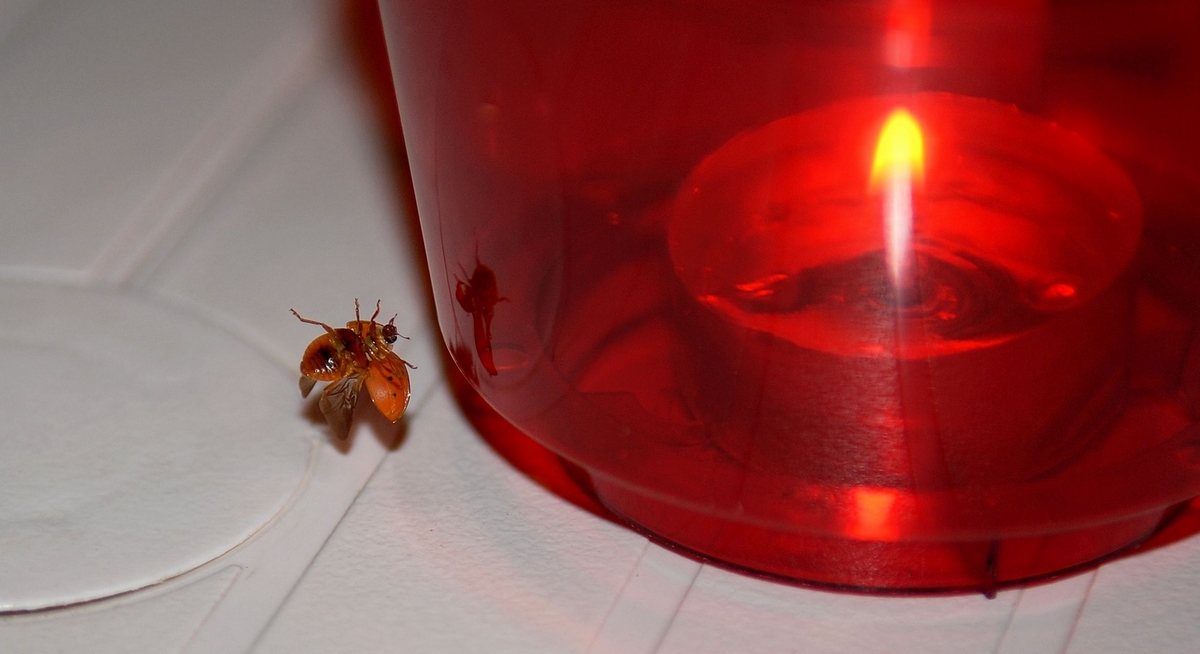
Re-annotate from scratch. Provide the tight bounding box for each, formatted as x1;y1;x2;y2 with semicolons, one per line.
380;0;1200;592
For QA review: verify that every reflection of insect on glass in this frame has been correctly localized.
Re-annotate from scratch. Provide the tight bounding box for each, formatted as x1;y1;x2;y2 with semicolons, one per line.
456;259;507;376
291;300;415;440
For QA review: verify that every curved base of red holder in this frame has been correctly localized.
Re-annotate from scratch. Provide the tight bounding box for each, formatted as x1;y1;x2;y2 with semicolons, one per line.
589;473;1176;594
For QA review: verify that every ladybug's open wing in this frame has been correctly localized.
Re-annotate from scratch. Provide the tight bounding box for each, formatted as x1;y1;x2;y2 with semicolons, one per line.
319;374;364;440
364;352;411;422
299;375;317;398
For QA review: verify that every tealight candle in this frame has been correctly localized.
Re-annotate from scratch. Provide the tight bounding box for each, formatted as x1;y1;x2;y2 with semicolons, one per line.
668;93;1142;488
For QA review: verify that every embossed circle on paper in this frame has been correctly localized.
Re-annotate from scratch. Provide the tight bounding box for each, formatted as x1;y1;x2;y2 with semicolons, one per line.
0;284;312;611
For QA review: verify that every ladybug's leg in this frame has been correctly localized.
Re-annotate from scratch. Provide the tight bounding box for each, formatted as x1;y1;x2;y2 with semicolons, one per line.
290;309;335;333
370;299;382;323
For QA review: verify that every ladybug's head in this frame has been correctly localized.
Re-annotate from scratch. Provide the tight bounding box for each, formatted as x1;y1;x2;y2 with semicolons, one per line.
381;321;399;344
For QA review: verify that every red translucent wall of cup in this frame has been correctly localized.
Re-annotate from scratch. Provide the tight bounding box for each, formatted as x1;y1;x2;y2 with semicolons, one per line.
380;0;1200;591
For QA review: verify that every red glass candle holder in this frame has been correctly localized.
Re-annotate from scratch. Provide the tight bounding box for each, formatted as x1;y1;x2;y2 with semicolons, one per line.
380;0;1200;592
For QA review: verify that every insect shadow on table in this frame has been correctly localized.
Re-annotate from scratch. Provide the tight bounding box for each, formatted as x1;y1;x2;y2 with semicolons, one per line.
455;255;508;377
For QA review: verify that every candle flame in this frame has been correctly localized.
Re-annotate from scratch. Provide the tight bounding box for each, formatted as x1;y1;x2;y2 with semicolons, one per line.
870;109;924;186
871;109;924;289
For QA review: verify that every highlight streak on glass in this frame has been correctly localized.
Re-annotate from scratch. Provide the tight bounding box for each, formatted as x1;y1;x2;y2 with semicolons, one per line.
884;0;932;68
870;109;924;289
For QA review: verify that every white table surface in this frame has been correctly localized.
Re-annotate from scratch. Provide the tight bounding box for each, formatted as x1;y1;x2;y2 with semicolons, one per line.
0;1;1197;652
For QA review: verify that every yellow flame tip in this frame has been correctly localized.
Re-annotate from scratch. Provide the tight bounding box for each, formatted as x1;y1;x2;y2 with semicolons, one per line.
870;108;924;186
